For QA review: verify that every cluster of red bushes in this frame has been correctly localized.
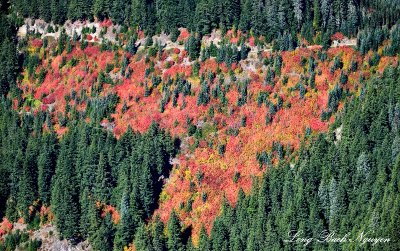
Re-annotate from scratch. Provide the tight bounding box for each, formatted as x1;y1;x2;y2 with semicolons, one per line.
17;31;399;241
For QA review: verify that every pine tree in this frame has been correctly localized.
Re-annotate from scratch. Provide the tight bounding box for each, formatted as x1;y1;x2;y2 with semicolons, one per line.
210;217;229;251
5;149;24;221
222;0;240;29
313;0;321;31
39;0;52;22
198;225;211;251
292;0;304;29
94;153;111;203
37;132;57;206
51;135;81;243
195;0;212;35
320;0;332;30
51;0;68;24
134;222;152;251
92;0;109;20
19;136;38;221
131;0;147;28
251;0;266;36
114;188;134;250
186;34;200;61
111;0;125;24
68;0;85;21
91;211;115;251
239;0;251;32
167;210;184;251
152;215;166;251
156;0;180;33
0;38;18;96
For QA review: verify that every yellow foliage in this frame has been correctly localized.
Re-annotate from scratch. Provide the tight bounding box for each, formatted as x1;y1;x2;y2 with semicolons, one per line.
160;190;169;203
33;99;42;109
184;168;191;180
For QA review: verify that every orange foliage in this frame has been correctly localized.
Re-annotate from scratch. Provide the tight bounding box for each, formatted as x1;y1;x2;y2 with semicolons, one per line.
163;64;192;79
178;28;190;42
31;39;43;48
19;35;386;242
331;32;345;41
0;218;13;237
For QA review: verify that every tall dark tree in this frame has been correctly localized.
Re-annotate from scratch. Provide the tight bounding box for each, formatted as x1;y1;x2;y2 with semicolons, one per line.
37;132;57;206
167;210;184;251
0;38;18;96
51;135;81;243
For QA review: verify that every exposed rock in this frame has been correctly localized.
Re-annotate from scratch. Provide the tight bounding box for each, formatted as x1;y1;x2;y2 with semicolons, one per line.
334;124;343;145
10;223;92;251
18;18;120;44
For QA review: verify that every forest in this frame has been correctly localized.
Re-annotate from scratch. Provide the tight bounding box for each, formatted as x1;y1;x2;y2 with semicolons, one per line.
0;0;400;250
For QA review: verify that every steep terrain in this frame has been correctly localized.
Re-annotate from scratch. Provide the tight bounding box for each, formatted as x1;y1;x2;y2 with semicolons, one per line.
1;0;400;250
11;19;399;243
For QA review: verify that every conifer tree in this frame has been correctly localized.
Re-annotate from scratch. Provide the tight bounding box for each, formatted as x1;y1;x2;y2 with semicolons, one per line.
167;210;184;251
111;0;125;24
37;132;57;206
114;188;134;250
19;136;38;221
0;38;17;96
152;215;166;251
51;135;81;243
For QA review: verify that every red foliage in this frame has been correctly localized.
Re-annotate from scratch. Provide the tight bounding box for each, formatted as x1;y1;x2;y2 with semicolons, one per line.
163;64;192;79
331;32;345;41
137;30;145;39
310;117;326;131
41;104;48;111
231;62;238;71
31;39;43;48
84;45;100;57
102;205;120;224
0;218;13;237
178;28;190;42
200;58;218;75
100;19;113;27
42;94;55;105
249;36;255;47
19;35;382;243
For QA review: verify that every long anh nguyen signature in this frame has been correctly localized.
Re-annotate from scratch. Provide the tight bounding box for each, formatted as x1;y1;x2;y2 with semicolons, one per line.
284;230;391;246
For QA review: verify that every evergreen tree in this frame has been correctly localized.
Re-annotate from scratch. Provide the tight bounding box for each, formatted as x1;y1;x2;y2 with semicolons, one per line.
94;153;112;203
156;0;180;34
68;0;86;21
186;33;200;61
167;210;184;251
131;0;147;28
111;0;125;24
51;135;81;243
18;136;38;221
114;188;134;250
92;0;110;20
152;215;166;251
37;132;57;206
0;38;18;96
51;0;68;24
134;222;152;251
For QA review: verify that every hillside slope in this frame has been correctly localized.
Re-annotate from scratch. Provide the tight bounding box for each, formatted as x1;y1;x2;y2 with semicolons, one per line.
1;1;400;250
